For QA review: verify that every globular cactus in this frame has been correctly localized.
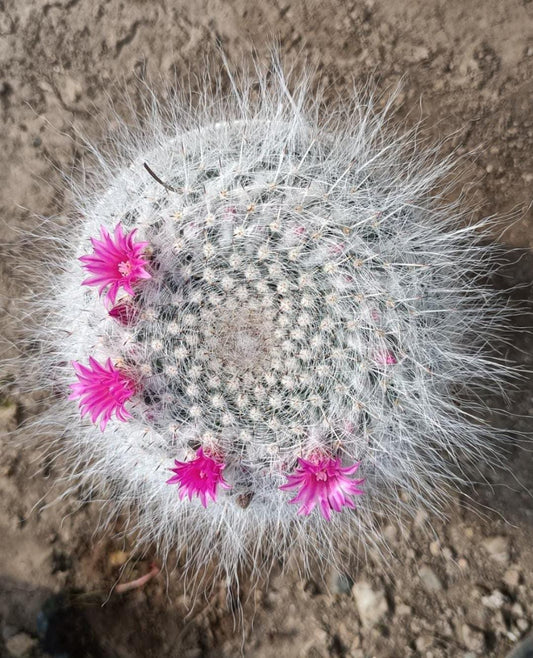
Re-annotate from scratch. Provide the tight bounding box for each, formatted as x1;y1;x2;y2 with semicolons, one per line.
18;64;511;589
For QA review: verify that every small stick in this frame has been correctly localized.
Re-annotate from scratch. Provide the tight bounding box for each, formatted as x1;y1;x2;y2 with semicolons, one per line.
115;562;160;594
143;162;179;193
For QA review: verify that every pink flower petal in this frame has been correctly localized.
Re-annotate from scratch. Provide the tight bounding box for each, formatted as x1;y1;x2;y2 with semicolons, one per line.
80;223;151;304
280;454;364;520
69;357;136;431
374;349;397;366
109;301;140;326
167;447;231;507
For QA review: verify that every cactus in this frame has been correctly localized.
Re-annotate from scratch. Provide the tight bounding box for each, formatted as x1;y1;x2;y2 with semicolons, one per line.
20;65;511;588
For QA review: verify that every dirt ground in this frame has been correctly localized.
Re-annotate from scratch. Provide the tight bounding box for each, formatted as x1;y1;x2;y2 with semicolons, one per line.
1;1;533;656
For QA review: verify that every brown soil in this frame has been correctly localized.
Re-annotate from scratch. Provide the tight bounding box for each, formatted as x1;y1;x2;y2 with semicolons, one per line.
1;1;533;656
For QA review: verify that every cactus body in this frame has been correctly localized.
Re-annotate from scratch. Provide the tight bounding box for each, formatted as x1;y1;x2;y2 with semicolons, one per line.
31;71;509;585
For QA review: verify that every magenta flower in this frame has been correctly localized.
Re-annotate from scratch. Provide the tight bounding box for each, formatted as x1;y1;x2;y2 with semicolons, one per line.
167;448;231;507
280;455;364;521
374;349;397;366
69;357;136;431
109;300;139;326
80;224;151;304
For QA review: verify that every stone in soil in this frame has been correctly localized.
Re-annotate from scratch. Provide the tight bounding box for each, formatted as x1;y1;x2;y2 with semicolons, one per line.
481;536;510;565
352;580;389;628
418;565;443;592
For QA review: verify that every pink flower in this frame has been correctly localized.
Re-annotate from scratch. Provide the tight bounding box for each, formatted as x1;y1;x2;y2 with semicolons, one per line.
69;357;136;430
374;349;397;366
280;455;364;521
80;224;151;304
108;300;139;326
167;448;231;507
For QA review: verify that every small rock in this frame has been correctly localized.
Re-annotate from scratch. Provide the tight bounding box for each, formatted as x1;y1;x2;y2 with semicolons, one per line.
58;75;83;105
415;635;433;652
481;536;509;564
329;569;353;595
352;580;389;628
5;633;38;657
458;558;469;570
481;590;505;610
109;550;129;568
461;624;486;653
503;568;520;588
383;524;398;542
511;602;525;618
410;45;430;62
418;565;443;592
396;603;412;616
439;620;454;637
506;630;519;643
516;619;529;632
429;540;441;556
0;399;18;431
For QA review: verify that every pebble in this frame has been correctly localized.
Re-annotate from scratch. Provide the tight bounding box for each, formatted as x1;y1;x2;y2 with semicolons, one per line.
58;75;83;106
396;603;412;616
461;624;486;653
409;45;430;63
352;580;389;628
481;589;505;610
5;633;38;657
516;619;529;632
418;565;443;592
503;568;520;588
0;400;18;431
329;570;353;595
481;536;509;564
415;635;433;652
108;550;129;568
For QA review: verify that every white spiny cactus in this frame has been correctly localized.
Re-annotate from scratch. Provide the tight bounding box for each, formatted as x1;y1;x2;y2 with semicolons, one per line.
13;64;513;588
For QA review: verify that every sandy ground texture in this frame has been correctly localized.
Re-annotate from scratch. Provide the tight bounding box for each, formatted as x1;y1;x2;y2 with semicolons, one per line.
1;0;533;656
